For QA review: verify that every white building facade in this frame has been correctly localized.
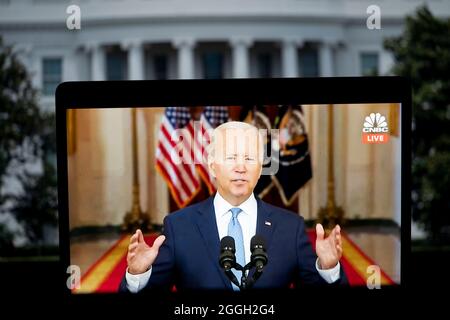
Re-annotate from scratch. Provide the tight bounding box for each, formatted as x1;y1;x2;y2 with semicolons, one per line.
1;1;449;242
1;0;449;109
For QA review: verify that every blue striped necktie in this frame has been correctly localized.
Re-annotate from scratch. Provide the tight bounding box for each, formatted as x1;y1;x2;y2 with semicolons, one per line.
228;207;244;291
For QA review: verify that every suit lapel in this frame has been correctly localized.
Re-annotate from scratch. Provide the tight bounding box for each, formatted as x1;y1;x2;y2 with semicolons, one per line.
194;197;233;290
255;198;275;251
248;199;275;282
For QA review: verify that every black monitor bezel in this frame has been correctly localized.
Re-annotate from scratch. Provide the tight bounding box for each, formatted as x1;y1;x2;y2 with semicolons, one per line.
55;76;411;302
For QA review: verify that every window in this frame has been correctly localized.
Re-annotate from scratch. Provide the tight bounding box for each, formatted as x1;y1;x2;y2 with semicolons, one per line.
42;58;62;96
299;49;319;77
202;52;224;79
360;52;379;76
153;54;168;80
106;50;127;80
257;53;273;78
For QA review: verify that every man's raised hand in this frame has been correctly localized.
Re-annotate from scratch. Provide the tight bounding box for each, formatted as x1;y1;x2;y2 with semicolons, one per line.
127;229;165;275
315;223;343;270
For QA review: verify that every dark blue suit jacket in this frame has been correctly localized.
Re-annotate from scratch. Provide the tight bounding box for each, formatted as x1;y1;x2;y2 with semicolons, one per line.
120;196;347;292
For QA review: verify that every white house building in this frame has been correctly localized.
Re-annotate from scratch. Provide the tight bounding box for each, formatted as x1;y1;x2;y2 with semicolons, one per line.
1;0;448;246
1;0;449;110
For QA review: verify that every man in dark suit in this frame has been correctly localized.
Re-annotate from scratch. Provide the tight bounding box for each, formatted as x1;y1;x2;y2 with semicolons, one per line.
120;121;345;292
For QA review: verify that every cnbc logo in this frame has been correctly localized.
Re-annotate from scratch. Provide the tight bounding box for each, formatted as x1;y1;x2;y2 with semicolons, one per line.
362;112;389;144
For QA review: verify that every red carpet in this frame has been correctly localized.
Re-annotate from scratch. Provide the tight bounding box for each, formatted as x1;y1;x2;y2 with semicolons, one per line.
74;231;395;293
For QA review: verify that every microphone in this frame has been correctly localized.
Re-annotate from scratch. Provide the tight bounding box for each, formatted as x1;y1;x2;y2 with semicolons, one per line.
219;236;240;288
250;235;268;272
219;236;236;271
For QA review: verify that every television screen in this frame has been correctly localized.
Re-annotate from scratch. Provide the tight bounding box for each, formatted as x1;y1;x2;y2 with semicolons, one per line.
56;78;409;298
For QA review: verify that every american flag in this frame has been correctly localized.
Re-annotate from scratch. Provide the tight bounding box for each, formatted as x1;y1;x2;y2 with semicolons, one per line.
195;106;229;194
155;107;200;208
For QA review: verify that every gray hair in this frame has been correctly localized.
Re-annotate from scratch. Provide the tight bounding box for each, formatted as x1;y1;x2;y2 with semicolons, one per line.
206;121;265;165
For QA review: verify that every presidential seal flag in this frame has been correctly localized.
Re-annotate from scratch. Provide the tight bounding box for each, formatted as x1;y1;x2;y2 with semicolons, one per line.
245;105;312;206
272;105;312;206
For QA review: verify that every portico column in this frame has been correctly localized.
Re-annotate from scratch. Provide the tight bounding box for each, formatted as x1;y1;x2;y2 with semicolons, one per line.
173;38;195;79
319;41;334;77
230;37;252;78
122;39;144;80
86;42;105;81
281;37;302;78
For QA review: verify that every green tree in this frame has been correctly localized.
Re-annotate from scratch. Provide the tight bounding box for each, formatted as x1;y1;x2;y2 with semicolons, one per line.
384;6;450;241
0;36;57;248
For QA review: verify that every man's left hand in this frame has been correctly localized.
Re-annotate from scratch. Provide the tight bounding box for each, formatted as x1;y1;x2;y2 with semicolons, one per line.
315;223;343;270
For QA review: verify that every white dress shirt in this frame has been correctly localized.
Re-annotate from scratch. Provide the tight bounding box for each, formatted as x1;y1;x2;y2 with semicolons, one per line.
214;191;257;265
126;192;340;292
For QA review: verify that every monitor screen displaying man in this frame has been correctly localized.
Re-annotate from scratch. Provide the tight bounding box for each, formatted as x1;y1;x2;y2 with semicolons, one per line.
122;121;345;292
57;78;407;295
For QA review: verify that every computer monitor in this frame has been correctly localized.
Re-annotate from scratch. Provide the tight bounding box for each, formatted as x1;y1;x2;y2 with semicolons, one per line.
56;77;410;303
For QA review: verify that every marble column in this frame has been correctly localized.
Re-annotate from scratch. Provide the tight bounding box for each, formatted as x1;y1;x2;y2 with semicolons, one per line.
230;37;252;78
86;42;105;81
122;39;144;80
319;41;334;77
281;37;302;78
173;38;195;79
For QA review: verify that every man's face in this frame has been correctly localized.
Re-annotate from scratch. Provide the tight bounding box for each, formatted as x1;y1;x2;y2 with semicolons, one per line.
209;127;262;205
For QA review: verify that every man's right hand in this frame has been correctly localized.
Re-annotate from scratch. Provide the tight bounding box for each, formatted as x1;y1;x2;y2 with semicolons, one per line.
127;229;166;275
